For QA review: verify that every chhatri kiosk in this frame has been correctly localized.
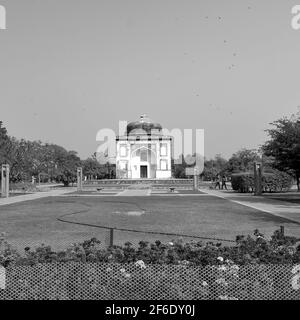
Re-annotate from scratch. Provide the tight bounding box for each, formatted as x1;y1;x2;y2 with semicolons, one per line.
116;115;172;179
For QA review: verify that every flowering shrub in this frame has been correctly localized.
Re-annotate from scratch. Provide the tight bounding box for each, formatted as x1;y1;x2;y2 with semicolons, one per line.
1;229;300;268
1;259;298;300
1;230;300;300
0;233;20;267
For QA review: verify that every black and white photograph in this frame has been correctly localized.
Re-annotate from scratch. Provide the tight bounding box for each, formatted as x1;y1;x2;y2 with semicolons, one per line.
1;0;300;307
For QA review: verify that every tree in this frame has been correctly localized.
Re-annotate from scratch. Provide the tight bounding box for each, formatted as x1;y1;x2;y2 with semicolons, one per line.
1;121;85;185
82;157;105;179
173;153;206;178
173;154;190;178
263;114;300;191
7;138;33;182
1;123;51;182
50;146;82;186
227;149;260;174
202;154;228;180
4;139;51;182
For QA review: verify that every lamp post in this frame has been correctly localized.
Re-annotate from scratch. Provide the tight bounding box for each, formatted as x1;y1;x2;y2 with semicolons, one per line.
254;162;262;196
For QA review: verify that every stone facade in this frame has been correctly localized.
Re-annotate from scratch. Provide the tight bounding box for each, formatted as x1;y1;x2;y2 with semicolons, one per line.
116;115;172;179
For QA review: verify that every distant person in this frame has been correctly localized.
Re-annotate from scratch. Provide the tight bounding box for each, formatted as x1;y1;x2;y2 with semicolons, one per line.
221;175;227;190
215;175;221;189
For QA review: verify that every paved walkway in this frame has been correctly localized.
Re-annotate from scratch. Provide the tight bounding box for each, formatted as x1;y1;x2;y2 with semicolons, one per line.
0;188;75;207
36;183;64;190
115;183;152;196
116;189;151;196
201;188;300;224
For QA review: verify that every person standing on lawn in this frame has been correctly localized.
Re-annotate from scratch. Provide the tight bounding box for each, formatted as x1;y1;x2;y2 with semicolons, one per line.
221;175;227;190
215;175;221;189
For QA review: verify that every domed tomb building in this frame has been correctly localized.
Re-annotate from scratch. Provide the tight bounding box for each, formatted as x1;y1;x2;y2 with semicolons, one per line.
116;115;172;179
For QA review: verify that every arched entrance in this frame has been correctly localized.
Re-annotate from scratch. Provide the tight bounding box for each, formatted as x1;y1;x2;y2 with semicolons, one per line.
130;145;157;179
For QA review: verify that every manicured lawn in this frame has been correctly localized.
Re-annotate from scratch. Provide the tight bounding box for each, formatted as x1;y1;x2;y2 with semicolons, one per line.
8;193;30;197
267;193;300;204
0;195;299;250
68;190;119;195
176;190;206;194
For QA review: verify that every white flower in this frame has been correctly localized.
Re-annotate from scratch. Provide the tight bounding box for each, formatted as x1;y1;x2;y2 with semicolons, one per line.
106;267;112;272
217;257;224;262
202;281;209;287
120;268;126;273
231;265;239;271
218;265;227;271
219;295;238;300
216;278;228;286
168;242;174;246
135;260;146;269
124;273;131;278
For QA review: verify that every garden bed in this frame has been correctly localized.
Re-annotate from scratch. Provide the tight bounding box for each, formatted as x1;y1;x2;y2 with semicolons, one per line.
1;229;300;300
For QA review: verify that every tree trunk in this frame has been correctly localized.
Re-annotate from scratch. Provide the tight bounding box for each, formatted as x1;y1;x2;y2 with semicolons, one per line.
297;175;300;192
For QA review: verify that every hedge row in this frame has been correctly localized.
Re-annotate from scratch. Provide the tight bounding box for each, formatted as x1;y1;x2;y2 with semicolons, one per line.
1;229;300;267
231;169;293;193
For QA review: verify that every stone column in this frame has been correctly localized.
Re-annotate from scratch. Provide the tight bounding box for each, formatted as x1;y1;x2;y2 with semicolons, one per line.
77;167;83;192
1;164;9;198
193;167;199;190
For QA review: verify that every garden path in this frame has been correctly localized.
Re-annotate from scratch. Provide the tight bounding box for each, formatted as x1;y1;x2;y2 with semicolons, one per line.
0;188;75;207
202;189;300;224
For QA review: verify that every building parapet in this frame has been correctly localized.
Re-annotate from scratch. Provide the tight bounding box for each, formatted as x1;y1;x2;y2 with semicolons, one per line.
116;135;173;141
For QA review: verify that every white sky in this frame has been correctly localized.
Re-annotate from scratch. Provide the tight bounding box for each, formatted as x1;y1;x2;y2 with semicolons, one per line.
0;0;300;159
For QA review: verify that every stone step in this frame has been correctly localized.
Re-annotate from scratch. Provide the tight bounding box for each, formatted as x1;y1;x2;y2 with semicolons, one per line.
84;178;195;186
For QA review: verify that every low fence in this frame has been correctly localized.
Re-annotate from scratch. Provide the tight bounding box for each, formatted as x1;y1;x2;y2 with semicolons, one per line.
100;228;236;247
1;263;300;300
5;229;236;256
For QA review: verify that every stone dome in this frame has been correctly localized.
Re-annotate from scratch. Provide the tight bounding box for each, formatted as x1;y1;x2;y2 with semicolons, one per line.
126;114;162;135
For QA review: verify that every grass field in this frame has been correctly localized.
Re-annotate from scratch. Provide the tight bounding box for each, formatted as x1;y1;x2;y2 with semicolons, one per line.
1;194;300;250
267;193;300;204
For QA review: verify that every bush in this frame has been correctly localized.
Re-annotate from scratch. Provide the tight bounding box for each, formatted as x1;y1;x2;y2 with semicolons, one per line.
9;182;39;193
231;173;254;193
1;229;300;268
263;169;294;192
231;169;293;193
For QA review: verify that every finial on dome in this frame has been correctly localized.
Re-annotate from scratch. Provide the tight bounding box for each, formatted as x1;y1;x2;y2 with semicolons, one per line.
126;115;162;135
140;114;148;122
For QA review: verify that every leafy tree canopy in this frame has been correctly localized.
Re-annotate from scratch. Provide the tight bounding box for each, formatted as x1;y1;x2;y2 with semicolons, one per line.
263;113;300;190
227;148;260;174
